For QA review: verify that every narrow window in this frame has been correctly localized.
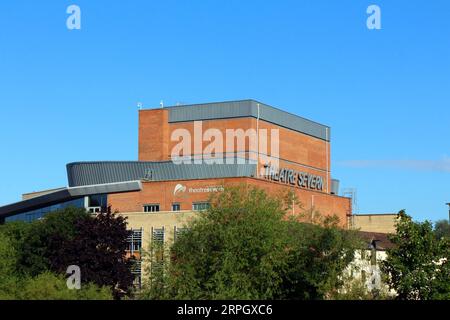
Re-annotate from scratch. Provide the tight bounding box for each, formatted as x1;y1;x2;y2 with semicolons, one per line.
144;204;160;213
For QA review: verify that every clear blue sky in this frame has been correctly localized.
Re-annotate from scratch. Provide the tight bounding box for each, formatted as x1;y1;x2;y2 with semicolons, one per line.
0;1;449;222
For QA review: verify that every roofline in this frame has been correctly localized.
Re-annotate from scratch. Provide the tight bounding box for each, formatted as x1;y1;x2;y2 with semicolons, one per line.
140;99;331;130
0;181;143;219
353;213;399;216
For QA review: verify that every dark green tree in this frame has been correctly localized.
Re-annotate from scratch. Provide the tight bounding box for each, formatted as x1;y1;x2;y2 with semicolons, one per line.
50;209;135;299
19;207;90;276
381;210;450;300
279;216;361;300
15;207;134;299
0;227;113;300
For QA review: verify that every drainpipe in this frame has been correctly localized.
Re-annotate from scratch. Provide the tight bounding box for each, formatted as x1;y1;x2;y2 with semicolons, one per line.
256;103;260;178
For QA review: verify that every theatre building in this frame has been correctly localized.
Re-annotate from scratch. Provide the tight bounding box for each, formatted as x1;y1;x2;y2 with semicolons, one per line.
0;100;352;284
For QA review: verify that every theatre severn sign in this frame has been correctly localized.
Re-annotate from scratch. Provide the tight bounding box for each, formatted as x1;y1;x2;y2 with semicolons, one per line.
263;165;324;191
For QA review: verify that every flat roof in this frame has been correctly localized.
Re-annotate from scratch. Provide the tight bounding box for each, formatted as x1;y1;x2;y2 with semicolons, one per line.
142;99;330;141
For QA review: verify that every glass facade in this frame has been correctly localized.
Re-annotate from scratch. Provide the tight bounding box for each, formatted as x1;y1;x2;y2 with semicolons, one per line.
5;197;85;223
88;194;108;208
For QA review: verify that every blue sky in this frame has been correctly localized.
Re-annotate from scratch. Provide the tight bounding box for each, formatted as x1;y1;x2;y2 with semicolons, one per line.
0;1;449;222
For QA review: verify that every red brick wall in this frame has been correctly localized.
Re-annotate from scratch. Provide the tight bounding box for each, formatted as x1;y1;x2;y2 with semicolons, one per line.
138;110;330;185
108;177;350;228
138;109;169;161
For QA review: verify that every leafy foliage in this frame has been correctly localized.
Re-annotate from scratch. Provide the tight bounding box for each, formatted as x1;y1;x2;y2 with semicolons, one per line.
434;220;450;240
381;210;450;300
1;207;134;299
15;272;113;300
141;185;360;300
279;217;361;300
49;209;135;299
0;229;113;300
18;207;90;276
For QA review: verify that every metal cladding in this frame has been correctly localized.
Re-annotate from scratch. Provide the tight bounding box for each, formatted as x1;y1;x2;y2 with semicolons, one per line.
0;181;143;218
166;100;330;141
331;179;340;195
67;161;257;187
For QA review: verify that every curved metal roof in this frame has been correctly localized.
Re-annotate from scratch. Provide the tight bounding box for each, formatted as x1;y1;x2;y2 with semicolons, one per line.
67;161;257;187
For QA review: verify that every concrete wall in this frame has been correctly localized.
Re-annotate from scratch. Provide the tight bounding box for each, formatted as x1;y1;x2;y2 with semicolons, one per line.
351;214;398;234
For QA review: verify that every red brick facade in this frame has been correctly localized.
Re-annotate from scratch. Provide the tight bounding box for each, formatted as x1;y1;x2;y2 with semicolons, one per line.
109;107;351;228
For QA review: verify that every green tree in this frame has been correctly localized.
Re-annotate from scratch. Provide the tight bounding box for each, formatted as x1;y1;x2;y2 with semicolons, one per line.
381;210;450;300
0;232;21;299
0;231;113;300
19;207;90;276
434;220;450;239
16;272;113;300
6;207;134;299
279;217;361;300
142;185;359;300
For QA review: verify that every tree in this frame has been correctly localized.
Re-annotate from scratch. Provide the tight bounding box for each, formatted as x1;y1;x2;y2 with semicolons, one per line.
15;207;134;299
434;220;450;239
19;207;91;276
279;217;361;300
141;185;359;300
0;232;20;299
49;209;135;299
16;272;113;300
381;210;450;300
0;230;113;300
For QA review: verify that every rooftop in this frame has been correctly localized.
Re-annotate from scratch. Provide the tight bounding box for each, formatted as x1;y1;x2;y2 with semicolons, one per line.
143;99;331;141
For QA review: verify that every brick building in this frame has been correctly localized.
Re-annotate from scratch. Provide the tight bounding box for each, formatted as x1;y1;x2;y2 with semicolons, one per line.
0;99;353;284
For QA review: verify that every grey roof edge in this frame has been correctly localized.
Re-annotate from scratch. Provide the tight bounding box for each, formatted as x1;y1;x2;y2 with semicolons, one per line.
67;161;257;187
142;99;255;110
143;99;330;130
250;99;331;130
0;181;142;218
155;99;330;141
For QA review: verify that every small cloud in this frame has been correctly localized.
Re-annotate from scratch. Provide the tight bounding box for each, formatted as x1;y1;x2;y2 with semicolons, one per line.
337;157;450;173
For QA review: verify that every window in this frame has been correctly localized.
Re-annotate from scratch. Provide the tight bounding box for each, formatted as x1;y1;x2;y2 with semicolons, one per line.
172;203;181;212
88;207;101;214
127;229;143;253
174;226;188;242
88;194;107;208
151;227;165;274
152;227;165;244
127;228;143;289
144;204;160;213
192;202;210;211
131;260;142;289
5;197;85;223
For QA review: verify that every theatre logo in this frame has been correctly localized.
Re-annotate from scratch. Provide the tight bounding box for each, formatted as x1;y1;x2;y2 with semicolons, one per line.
174;184;224;197
263;165;324;191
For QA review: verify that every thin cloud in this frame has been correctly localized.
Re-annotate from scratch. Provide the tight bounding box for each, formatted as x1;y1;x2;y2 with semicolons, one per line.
337;158;450;173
